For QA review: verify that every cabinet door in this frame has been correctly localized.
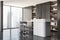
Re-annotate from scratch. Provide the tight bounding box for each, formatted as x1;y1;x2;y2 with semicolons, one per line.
42;2;50;22
42;3;46;19
45;2;50;22
36;4;42;19
36;2;50;21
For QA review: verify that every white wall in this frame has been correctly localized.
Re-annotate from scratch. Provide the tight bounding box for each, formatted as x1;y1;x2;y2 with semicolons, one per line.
3;0;57;7
22;7;32;27
22;7;32;21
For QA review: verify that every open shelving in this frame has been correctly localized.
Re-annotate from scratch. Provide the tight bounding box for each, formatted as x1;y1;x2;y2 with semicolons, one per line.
50;1;57;31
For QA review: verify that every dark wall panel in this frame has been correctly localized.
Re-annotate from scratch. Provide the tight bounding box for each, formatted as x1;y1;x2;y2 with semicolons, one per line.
45;2;50;22
57;0;60;38
42;3;46;19
0;1;3;40
36;2;50;22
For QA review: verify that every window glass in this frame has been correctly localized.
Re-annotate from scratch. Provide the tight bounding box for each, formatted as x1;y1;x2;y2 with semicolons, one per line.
11;7;22;28
11;29;20;40
3;6;10;28
3;29;10;40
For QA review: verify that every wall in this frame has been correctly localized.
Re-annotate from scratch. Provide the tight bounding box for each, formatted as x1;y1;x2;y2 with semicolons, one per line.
57;0;60;38
0;1;3;40
3;0;57;7
0;1;3;32
22;7;32;27
36;2;50;22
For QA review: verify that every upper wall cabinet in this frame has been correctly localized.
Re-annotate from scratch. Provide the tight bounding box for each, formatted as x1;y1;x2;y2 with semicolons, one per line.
36;4;42;19
36;2;51;22
42;2;50;22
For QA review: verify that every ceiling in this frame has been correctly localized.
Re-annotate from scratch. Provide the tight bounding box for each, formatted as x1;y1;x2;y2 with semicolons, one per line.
1;0;57;7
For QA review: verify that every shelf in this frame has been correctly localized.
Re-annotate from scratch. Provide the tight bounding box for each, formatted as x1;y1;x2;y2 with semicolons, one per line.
32;8;36;13
51;28;58;32
51;22;57;24
51;1;57;4
32;16;36;18
51;24;57;26
50;10;57;13
32;11;36;13
51;3;57;7
51;13;57;16
51;5;57;9
51;20;57;22
51;9;57;12
51;18;57;21
51;18;55;20
32;6;36;19
33;8;36;10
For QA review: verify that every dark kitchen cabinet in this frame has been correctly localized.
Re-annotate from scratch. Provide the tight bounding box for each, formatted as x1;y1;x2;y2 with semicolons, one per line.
36;4;42;19
36;2;51;22
42;2;50;22
42;3;46;19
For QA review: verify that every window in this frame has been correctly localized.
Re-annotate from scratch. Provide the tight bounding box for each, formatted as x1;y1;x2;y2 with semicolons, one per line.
3;6;22;29
11;29;20;40
3;5;22;40
3;6;10;28
3;29;10;40
11;7;22;28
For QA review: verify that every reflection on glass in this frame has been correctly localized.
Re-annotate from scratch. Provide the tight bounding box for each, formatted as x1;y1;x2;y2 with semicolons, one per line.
11;7;22;28
11;29;20;40
3;30;10;40
3;6;10;28
3;6;22;40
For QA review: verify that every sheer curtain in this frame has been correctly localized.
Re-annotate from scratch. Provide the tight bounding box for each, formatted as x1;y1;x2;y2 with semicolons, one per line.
3;6;10;28
11;7;22;40
3;6;22;28
11;7;22;28
3;5;22;40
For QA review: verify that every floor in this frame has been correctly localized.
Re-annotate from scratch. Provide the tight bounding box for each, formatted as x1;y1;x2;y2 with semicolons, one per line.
0;29;60;40
33;32;59;40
